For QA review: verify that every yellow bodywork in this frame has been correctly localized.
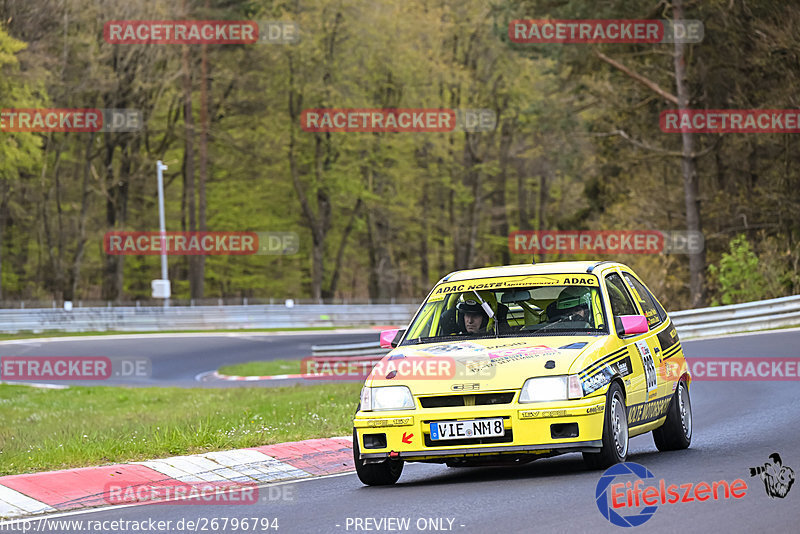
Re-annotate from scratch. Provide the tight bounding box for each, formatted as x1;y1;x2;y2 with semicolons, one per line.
353;261;691;462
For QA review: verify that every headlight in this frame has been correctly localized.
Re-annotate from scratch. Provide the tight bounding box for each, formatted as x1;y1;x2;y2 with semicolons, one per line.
359;386;415;411
519;375;583;402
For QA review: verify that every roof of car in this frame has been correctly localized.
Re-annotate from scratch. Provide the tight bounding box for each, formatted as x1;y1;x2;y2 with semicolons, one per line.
441;261;624;282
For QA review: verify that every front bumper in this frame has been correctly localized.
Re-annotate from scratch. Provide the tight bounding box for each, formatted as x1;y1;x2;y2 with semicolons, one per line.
354;395;606;461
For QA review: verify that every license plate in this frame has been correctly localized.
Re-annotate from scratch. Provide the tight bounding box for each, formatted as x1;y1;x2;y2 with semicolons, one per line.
429;418;505;441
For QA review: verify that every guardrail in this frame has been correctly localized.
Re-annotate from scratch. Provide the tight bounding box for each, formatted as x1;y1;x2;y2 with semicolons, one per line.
0;304;419;334
1;295;798;340
669;294;800;339
310;295;800;359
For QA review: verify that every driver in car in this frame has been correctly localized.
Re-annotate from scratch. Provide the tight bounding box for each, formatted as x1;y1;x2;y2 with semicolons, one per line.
553;286;593;324
456;299;489;334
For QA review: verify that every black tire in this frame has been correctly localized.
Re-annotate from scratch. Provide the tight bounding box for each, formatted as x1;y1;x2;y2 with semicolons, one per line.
583;382;628;470
352;428;403;486
652;379;692;451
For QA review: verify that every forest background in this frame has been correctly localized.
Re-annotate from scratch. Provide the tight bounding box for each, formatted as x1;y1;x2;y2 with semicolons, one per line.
0;0;798;310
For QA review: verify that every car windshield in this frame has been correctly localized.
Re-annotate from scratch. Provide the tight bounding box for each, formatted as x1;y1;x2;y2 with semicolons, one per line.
402;274;608;344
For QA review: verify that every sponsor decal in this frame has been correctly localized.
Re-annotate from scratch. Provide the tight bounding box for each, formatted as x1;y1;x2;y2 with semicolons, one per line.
559;342;589;350
749;453;795;499
657;324;679;351
581;356;632;396
587;404;605;414
364;418;413;428
634;341;658;395
420;342;485;355
464;346;556;373
627;396;671;426
431;275;596;296
519;409;567;419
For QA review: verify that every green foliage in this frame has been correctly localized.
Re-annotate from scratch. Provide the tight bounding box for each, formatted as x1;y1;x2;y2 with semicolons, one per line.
709;233;799;306
708;235;765;305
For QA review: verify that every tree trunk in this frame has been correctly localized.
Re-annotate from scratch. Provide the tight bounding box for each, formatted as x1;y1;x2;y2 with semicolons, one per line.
196;0;210;298
0;180;8;301
326;198;361;299
494;118;512;265
182;0;200;299
673;0;706;307
68;132;94;300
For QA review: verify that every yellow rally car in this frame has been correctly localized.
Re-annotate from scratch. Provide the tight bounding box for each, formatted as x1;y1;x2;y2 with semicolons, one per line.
353;261;692;485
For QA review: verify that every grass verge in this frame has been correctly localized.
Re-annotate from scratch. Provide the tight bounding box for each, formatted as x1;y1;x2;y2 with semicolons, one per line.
218;360;302;377
0;382;360;476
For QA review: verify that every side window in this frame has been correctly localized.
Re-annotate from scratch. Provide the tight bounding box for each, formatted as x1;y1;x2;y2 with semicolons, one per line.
605;273;637;317
623;273;663;328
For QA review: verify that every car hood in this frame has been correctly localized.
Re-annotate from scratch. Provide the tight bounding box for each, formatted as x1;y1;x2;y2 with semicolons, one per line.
366;336;606;395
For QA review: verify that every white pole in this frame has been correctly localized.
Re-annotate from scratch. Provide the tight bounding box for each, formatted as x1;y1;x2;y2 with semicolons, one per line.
156;160;169;306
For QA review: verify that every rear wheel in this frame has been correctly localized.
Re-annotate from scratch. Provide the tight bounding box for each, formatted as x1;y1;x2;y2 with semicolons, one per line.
583;382;628;470
352;429;403;486
652;379;692;451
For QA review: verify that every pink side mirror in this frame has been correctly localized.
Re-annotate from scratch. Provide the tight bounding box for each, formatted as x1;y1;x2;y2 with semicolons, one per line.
380;329;401;349
618;315;649;336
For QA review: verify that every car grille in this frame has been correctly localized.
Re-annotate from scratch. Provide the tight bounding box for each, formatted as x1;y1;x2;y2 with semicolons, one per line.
419;392;515;408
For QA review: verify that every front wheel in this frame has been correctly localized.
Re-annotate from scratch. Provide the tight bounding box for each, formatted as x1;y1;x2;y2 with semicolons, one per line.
353;429;403;486
583;382;628;469
652;379;692;451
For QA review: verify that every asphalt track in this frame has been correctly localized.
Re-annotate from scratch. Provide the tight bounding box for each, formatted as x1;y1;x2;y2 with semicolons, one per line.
0;330;379;388
2;329;799;533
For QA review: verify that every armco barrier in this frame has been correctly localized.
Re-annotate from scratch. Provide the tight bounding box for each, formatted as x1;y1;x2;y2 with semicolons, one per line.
0;304;419;334
0;295;797;339
669;294;800;339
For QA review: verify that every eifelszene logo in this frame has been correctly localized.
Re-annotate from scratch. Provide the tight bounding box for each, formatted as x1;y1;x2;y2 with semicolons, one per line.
749;453;795;498
595;462;748;527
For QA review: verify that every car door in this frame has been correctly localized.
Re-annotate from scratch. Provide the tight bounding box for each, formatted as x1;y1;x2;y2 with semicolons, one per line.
620;271;675;400
602;271;659;414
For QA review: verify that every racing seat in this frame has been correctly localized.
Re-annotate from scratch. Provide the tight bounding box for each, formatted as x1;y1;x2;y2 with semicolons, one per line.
494;303;513;333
